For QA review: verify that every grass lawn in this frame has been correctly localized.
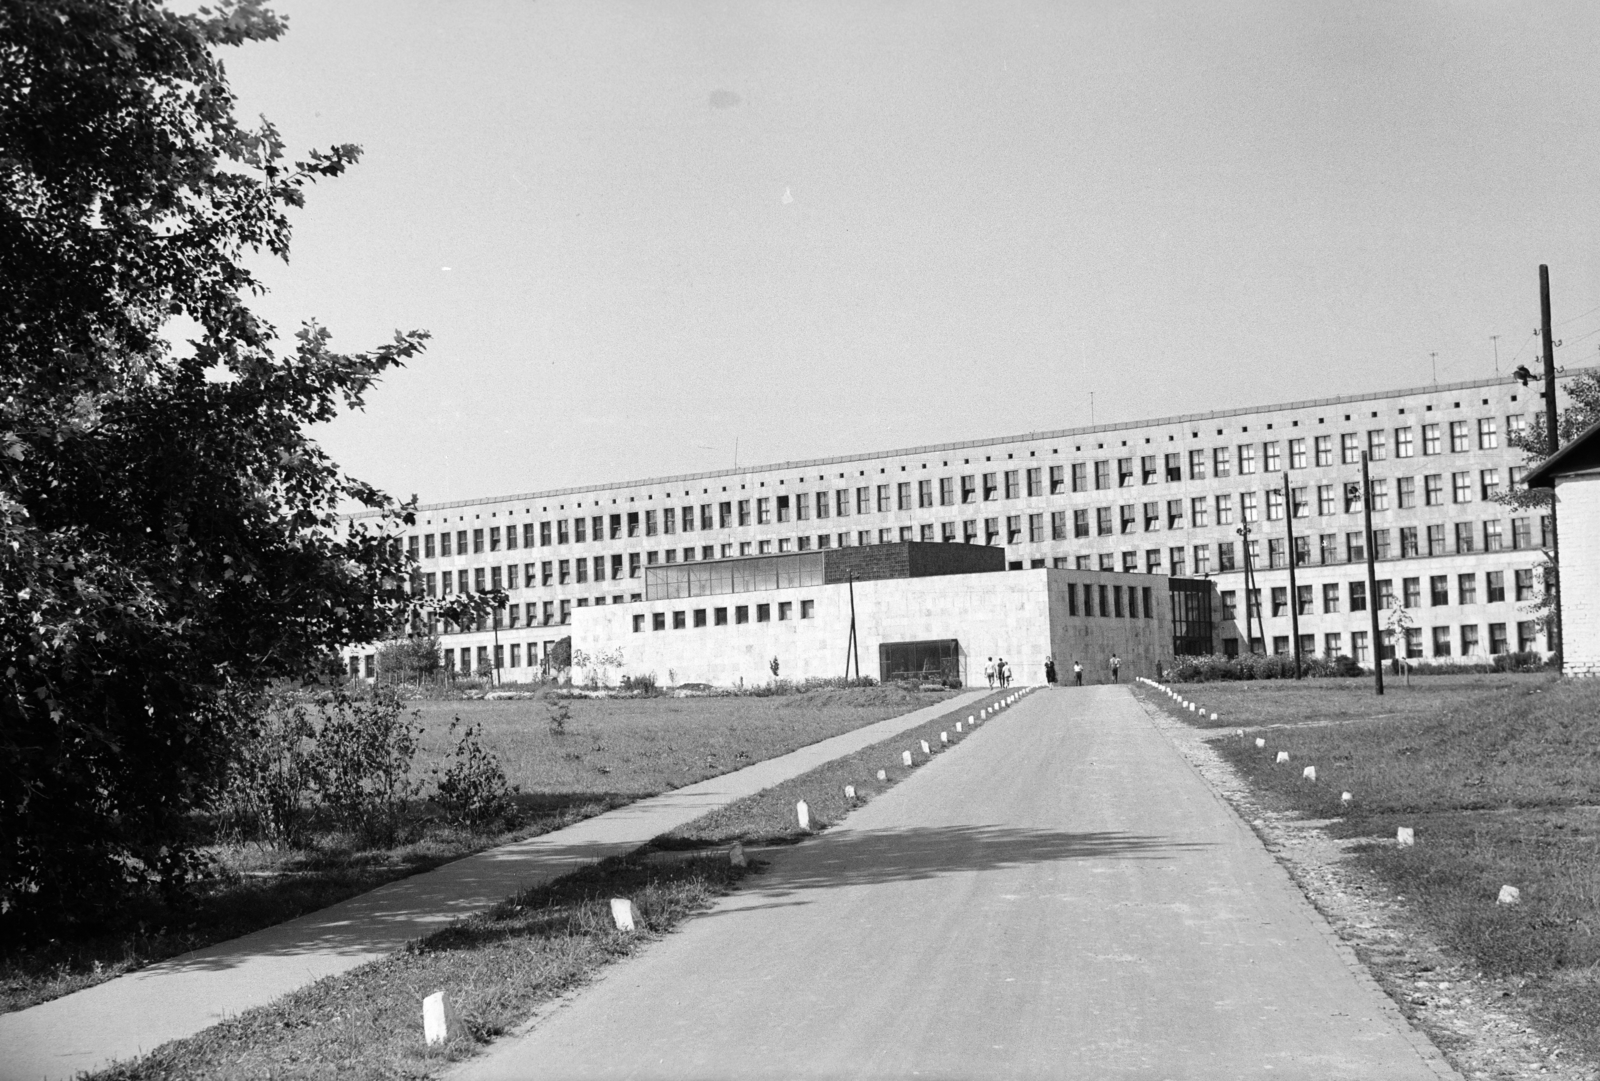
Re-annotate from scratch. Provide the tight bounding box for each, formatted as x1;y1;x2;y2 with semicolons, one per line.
82;690;1010;1080
1136;673;1600;1063
1;685;953;1015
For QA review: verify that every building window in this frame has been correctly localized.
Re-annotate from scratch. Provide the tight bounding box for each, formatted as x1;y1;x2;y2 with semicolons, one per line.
1213;447;1232;478
1238;444;1256;474
714;607;729;626
1455;522;1474;554
1028;513;1044;543
1265;489;1284;521
1146;548;1162;573
1141;455;1158;484
939;477;954;505
1394;428;1414;458
1217;541;1236;571
633;614;645;632
1422;423;1441;455
1399;526;1419;558
1164;453;1182;482
1458;573;1478;605
1448;420;1469;453
1339;432;1359;464
1349;581;1368;612
1093;461;1110;490
1070;463;1087;493
801;599;815;619
1316;484;1334;515
735;605;749;624
1263;441;1281;472
1515;568;1534;601
1169;546;1186;575
1049;465;1065;494
1517;620;1538;651
1324;632;1343;658
1287;438;1306;469
1403;576;1421;607
1271;586;1288;617
983;472;1000;500
1118;458;1135;487
1367;430;1387;461
1215;493;1233;525
1193;544;1211;575
1460;624;1480;655
694;608;708;627
1423;474;1443;506
1322;583;1340;613
1241;492;1258;522
1345;531;1364;563
1188;449;1207;480
1095;508;1112;536
1352;631;1369;664
1025;468;1042;497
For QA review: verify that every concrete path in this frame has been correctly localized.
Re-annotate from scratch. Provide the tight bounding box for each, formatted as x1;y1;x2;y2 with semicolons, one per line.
0;690;990;1081
458;686;1459;1081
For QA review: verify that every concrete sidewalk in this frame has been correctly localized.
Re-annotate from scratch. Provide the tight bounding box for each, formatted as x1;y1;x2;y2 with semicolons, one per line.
0;689;990;1081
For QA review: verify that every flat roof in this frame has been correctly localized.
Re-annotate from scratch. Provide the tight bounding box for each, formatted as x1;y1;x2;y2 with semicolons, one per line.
364;367;1590;519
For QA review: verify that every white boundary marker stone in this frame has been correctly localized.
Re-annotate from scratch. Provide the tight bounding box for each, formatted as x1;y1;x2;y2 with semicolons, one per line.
1275;751;1290;764
1341;792;1352;805
1302;766;1316;781
940;731;949;744
877;769;888;781
1255;737;1266;748
796;800;810;831
956;721;963;733
610;897;637;932
1396;827;1415;847
843;785;856;800
1237;729;1245;738
902;750;913;767
729;842;746;867
1211;713;1219;721
921;739;932;755
422;991;462;1046
1497;885;1521;905
967;715;975;724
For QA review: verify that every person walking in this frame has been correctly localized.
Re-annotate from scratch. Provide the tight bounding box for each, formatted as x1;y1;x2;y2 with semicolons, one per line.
997;658;1009;688
1073;660;1083;686
1109;653;1121;683
984;657;996;689
1044;656;1057;684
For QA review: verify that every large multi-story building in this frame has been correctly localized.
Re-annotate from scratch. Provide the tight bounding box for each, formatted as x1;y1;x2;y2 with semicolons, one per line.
353;370;1575;682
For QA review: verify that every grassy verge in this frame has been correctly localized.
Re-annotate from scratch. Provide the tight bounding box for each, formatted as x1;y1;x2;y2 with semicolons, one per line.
85;688;1012;1080
2;685;953;1014
1136;675;1600;1063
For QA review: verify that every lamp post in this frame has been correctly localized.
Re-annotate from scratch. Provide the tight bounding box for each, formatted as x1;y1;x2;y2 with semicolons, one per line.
1360;452;1384;696
1282;472;1302;679
1236;520;1261;654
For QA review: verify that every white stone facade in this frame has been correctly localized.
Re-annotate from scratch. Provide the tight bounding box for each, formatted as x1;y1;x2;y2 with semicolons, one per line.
570;569;1172;689
1553;473;1600;677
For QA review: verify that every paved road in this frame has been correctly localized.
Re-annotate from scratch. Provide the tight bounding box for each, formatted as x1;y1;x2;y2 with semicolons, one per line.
458;686;1458;1081
0;690;989;1081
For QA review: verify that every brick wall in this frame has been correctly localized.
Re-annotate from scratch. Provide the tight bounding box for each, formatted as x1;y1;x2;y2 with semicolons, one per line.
1557;474;1600;677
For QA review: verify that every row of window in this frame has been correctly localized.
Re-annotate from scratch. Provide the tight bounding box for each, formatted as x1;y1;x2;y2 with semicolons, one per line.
1230;621;1541;664
1219;568;1540;621
414;512;1549;602
408;417;1527;560
632;599;816;631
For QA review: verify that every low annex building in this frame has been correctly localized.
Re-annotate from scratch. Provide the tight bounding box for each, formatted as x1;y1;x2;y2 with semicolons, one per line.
570;542;1193;687
1524;418;1600;677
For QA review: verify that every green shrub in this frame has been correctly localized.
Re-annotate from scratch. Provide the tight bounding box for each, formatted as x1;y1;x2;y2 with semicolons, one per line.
431;718;519;827
1170;653;1363;682
215;692;320;847
310;689;424;847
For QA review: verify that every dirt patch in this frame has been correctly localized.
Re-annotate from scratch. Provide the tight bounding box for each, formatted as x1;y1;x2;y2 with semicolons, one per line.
1137;696;1597;1081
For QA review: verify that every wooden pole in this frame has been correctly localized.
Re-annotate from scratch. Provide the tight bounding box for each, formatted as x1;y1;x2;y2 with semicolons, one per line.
1540;265;1564;664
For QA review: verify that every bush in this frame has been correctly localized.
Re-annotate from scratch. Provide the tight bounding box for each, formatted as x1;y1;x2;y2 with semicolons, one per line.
542;690;570;736
1170;653;1364;683
311;689;425;847
620;673;658;695
432;718;519;827
215;692;320;847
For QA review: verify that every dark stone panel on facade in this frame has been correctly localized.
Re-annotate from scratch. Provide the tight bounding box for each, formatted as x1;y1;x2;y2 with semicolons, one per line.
823;541;1004;585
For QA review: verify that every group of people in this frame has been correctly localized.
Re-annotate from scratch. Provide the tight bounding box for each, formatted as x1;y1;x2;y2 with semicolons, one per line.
1042;654;1119;686
986;653;1123;687
983;656;1011;688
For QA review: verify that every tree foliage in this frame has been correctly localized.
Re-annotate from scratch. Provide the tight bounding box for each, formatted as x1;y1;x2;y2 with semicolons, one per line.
1497;368;1600;511
1;0;427;927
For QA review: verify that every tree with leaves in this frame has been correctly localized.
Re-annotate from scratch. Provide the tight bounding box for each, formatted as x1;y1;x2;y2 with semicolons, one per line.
1;0;427;928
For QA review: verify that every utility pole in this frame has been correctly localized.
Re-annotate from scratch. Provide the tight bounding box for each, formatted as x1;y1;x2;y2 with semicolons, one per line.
1491;334;1500;375
1282;473;1302;679
1540;265;1564;663
1429;351;1438;384
1361;452;1384;696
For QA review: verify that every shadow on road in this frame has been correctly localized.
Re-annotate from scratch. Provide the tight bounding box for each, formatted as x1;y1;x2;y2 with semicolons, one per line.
738;824;1208;899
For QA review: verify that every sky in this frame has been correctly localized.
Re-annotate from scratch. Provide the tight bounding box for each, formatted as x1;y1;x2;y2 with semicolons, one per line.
210;0;1600;506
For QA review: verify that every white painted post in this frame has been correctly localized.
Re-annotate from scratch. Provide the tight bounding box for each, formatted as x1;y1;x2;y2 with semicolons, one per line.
1255;737;1266;748
877;769;888;781
1237;729;1245;738
920;739;931;755
422;991;462;1046
1396;827;1415;847
902;750;913;767
610;897;637;932
940;731;949;744
729;842;747;867
1341;791;1352;805
796;800;810;831
1497;885;1521;905
967;715;975;725
1211;713;1219;721
843;785;856;800
956;721;963;733
1275;751;1290;763
1302;766;1316;781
